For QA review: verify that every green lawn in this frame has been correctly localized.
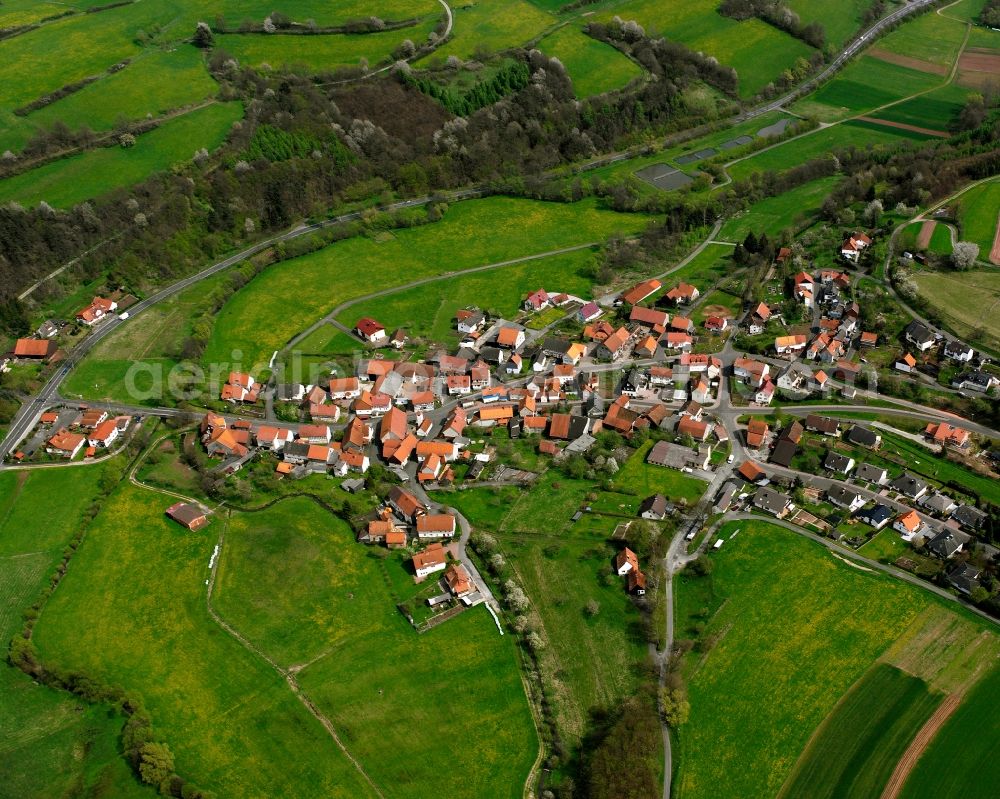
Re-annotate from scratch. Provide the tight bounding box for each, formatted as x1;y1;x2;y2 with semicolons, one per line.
674;520;933;799
857;528;910;563
877;11;969;68
213;495;538;799
32;486;381;799
777;664;942;799
666;242;735;290
217;18;439;72
537;25;642;97
720;176;840;241
0;466;154;799
727;122;923;181
206;196;653;367
422;0;556;62
913;270;1000;360
785;0;869;48
608;439;708;506
899;664;1000;799
336;247;596;344
792;56;942;121
953;179;1000;255
0;102;242;208
596;0;815;98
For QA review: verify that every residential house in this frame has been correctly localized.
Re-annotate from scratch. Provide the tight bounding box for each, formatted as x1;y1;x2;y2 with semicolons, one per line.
805;414;840;436
774;334;807;355
922;492;958;516
895;352;917;373
355;317;387;343
859;331;878;348
670;315;694;333
824;451;855;475
855;504;893;530
952;505;987;531
943;340;974;362
904;320;936;352
388;486;425;523
390;329;408;349
639;494;670;520
738;461;766;484
746;418;769;449
733;357;770;388
36;320;59;339
221;372;259;403
840;232;871;261
88;419;120;449
753;487;791;518
924;422;970;449
523;289;550;311
947;563;983;596
578;302;602;323
343;417;372;449
496;326;525;349
705;316;729;332
457;311;486;334
378;407;408;443
621;279;661;306
951;371;998;393
662;332;693;351
505;353;523;375
630;305;669;331
444;563;473;597
665;282;699;305
165;502;208;531
416;513;457;539
677;415;712;442
770;438;797;468
585;320;616;341
76;296;117;325
46;429;86;458
627;570;647;596
647;439;711;470
755;379;775;405
447;375;472;395
353;391;392;418
328;377;361;401
412;543;448;578
855;463;888;485
648;366;673;387
615;547;640;576
846;425;880;449
827;484;865;512
743;302;772;334
793;272;814;307
256;425;294;451
926;529;970;559
634;335;659;359
890;473;929;500
416;440;459;463
600;327;631;360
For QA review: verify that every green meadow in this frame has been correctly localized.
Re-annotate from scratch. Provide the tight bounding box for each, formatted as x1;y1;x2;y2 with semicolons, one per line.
674;520;932;799
913;270;1000;353
215;0;439;27
205;196;654;367
215;496;537;799
877;11;969;67
32;486;382;799
873;83;971;132
336;247;597;343
217;18;440;72
953;178;1000;254
720;176;840;241
538;26;643;97
0;102;242;208
785;0;870;48
0;466;153;799
423;0;557;62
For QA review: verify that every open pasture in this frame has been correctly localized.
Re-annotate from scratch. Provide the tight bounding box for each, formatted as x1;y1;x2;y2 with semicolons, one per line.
423;0;556;62
336;246;597;344
785;0;869;48
913;269;1000;353
0;102;242;208
215;0;440;27
217;17;439;72
32;485;383;799
205;196;654;367
720;176;839;241
777;664;943;799
538;25;642;97
673;520;943;799
877;11;969;68
870;88;968;134
953;178;1000;255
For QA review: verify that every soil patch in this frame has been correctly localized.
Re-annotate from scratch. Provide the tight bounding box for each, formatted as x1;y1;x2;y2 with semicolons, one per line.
879;692;963;799
916;220;936;249
868;47;948;75
701;304;734;318
990;213;1000;266
856;116;949;138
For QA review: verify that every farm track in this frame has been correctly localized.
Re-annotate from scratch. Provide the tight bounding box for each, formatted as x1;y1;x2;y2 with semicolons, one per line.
205;517;387;799
879;692;963;799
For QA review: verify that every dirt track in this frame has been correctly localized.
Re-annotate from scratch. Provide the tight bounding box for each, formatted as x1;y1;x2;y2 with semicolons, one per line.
869;47;948;75
990;214;1000;266
857;116;949;138
916;220;936;249
879;692;963;799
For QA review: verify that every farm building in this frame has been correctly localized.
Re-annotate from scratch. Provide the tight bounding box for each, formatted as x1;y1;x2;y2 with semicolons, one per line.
165;502;209;531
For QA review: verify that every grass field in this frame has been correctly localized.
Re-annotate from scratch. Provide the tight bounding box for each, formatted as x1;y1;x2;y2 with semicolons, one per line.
792;56;943;122
215;0;440;27
537;26;642;97
953;179;1000;254
664;242;735;290
785;0;869;48
206;196;654;367
217;18;439;72
913;269;1000;354
872;83;972;133
720;176;839;241
336;247;597;343
0;466;154;799
424;0;556;62
858;528;910;563
877;11;969;67
778;664;943;799
597;0;814;97
899;664;1000;799
32;486;383;799
607;439;708;505
214;496;537;799
0;102;242;208
727;122;922;180
674;520;943;799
